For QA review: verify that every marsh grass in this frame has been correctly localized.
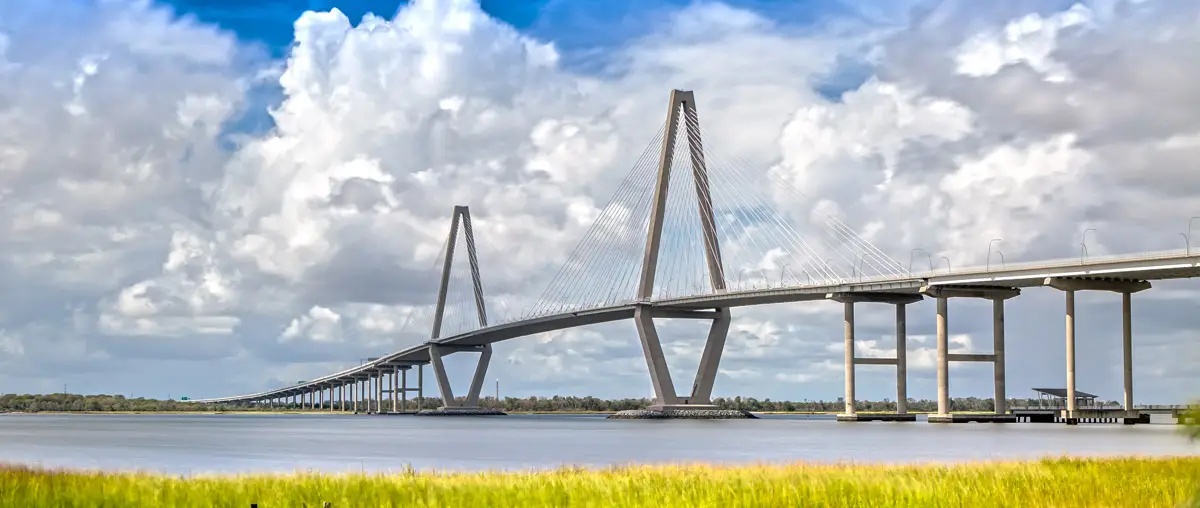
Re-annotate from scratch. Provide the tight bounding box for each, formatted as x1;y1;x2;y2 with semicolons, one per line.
1;457;1197;507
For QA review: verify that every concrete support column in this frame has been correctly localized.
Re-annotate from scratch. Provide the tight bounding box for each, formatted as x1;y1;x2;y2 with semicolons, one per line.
418;365;424;410
895;303;907;415
376;372;383;413
401;368;408;412
353;381;359;413
1122;291;1134;411
993;298;1006;415
1065;290;1077;415
936;296;949;416
843;301;856;416
392;366;399;413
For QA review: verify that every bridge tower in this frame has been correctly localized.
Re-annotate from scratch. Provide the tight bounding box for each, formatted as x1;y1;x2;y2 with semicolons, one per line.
425;205;502;414
633;90;733;412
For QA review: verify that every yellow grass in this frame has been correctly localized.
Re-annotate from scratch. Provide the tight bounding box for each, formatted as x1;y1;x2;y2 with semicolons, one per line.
2;457;1198;507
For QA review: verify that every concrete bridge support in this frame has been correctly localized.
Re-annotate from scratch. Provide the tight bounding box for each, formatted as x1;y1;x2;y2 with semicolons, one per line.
1044;277;1150;424
610;90;750;420
372;372;381;415
423;343;501;414
417;206;505;416
626;306;733;412
920;285;1020;423
831;293;922;422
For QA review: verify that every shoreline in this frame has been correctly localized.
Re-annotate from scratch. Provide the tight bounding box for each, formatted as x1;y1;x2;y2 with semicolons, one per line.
0;410;1027;416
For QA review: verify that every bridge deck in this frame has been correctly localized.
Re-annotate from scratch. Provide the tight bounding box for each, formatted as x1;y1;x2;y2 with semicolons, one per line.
192;251;1200;404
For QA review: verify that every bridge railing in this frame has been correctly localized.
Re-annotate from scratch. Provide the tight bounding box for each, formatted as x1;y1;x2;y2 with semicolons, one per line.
910;248;1197;278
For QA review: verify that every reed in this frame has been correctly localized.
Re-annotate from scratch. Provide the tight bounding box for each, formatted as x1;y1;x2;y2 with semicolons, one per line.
1;457;1197;507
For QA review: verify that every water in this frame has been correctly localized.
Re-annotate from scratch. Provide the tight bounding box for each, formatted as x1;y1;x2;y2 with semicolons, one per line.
0;413;1193;475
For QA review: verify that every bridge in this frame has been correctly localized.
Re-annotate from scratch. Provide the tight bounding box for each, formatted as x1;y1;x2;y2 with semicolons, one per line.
193;90;1200;424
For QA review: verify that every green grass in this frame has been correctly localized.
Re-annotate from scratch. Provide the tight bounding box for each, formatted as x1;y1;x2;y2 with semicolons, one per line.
2;457;1198;507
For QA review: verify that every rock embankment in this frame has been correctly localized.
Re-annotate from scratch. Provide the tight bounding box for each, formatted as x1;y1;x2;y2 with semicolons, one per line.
607;409;755;419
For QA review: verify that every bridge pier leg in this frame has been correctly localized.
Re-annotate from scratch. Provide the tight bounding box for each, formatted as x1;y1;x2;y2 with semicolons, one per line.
993;298;1006;416
1122;291;1135;421
376;371;383;414
418;365;424;411
896;303;907;415
418;344;504;415
936;296;950;419
843;302;856;417
392;366;399;414
1065;290;1078;423
401;368;408;412
633;305;678;408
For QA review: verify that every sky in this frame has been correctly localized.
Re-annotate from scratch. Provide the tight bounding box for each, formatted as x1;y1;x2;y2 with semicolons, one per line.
0;0;1197;404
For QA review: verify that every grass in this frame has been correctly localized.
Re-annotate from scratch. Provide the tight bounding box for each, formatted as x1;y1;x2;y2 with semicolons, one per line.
2;457;1198;507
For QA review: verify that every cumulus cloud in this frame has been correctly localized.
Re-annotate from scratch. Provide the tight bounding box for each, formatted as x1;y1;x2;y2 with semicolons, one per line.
0;0;1196;403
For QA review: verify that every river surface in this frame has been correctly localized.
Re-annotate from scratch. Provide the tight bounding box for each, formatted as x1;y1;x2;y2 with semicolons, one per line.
0;413;1194;475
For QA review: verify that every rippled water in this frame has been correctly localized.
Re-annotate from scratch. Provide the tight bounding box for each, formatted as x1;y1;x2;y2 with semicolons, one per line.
0;413;1193;475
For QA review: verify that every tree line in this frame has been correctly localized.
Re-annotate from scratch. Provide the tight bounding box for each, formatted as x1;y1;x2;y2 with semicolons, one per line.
0;393;1093;413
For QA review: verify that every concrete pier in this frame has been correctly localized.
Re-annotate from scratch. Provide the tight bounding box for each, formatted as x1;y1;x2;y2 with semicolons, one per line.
896;303;908;415
1066;289;1077;416
836;413;916;422
829;293;921;422
1044;277;1150;423
936;296;948;417
921;285;1020;423
928;413;1017;423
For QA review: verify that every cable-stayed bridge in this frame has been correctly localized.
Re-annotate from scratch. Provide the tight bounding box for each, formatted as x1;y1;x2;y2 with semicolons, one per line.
195;90;1200;423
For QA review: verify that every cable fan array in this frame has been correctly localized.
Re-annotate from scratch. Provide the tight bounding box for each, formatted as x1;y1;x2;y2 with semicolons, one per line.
521;103;907;319
376;100;908;343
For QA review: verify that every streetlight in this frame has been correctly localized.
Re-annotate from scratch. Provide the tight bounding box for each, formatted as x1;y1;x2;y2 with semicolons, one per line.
995;250;1006;269
909;248;933;273
1181;233;1190;254
986;239;1002;271
857;253;870;281
941;256;952;274
1187;217;1200;255
1080;228;1096;265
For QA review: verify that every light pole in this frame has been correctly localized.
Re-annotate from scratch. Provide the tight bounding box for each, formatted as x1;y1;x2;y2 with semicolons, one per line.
986;239;1002;271
995;250;1005;268
1080;228;1096;264
1187;217;1200;255
857;253;870;281
941;256;951;274
909;248;933;273
1181;233;1190;254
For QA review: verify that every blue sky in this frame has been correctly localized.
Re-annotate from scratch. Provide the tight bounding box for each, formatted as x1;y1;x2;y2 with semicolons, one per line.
162;0;890;59
159;0;887;136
